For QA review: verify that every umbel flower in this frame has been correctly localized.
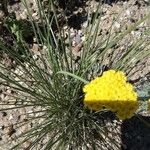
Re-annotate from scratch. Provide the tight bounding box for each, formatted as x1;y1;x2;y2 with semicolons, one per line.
83;70;139;120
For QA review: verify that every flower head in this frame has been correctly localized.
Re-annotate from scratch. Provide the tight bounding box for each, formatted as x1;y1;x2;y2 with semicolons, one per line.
83;70;138;120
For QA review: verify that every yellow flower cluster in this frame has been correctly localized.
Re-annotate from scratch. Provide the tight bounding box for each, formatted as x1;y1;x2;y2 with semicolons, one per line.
83;70;139;120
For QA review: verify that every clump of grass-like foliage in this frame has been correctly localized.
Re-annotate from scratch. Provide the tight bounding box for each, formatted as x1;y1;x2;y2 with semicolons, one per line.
0;0;150;149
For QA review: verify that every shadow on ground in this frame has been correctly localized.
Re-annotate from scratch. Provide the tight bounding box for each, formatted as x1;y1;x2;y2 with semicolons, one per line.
121;115;150;150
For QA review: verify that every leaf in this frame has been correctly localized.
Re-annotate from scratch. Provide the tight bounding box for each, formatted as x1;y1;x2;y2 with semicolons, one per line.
56;71;89;84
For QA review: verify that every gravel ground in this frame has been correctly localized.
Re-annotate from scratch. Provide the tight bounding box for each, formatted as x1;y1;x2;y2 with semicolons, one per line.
0;0;150;149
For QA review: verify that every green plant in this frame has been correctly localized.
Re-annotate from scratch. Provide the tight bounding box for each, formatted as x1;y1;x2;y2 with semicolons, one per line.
4;17;33;43
0;0;150;149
